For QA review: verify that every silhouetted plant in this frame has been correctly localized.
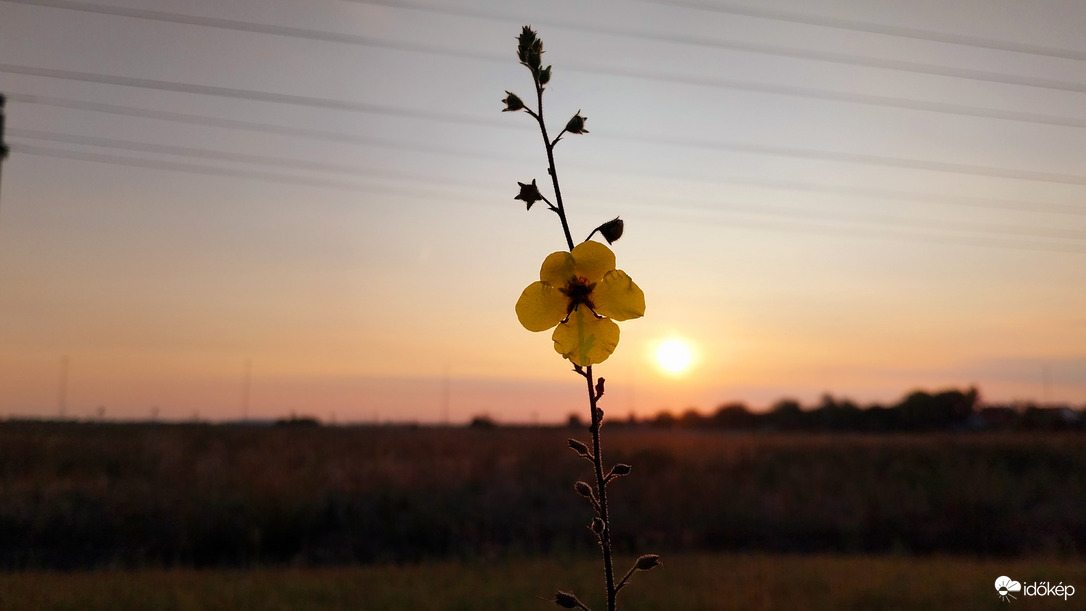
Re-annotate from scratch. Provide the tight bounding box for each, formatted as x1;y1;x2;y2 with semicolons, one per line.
502;26;658;611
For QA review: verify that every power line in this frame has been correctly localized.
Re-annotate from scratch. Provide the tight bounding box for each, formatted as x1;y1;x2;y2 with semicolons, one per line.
567;65;1086;129
3;64;1083;186
7;127;487;188
635;0;1086;62
3;0;1085;127
4;93;536;164
609;132;1086;186
11;140;1086;254
0;63;515;130
7;93;1084;218
19;126;1081;242
9;142;491;196
708;176;1086;218
640;207;1086;255
637;194;1086;243
344;0;1086;92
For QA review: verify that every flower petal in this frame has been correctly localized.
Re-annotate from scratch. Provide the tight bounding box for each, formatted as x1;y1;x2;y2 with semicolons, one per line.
570;240;616;284
515;281;568;332
540;250;576;286
552;306;620;366
593;270;645;321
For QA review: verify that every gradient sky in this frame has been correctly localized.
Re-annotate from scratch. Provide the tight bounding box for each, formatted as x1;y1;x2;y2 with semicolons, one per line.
0;0;1083;423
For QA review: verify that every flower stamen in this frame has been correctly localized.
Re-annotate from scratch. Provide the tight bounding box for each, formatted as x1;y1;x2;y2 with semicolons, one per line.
559;277;596;315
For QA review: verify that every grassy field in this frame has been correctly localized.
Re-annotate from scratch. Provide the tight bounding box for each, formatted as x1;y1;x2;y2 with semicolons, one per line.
2;553;1084;610
4;422;1086;569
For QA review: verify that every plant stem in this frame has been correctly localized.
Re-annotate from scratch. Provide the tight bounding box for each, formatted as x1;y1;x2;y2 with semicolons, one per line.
533;79;575;252
585;365;617;611
529;68;616;610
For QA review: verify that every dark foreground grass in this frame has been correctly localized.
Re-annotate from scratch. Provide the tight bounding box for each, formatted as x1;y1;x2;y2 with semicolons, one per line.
2;553;1083;610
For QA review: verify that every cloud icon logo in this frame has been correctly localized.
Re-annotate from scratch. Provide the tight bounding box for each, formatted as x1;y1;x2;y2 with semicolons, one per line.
995;576;1022;601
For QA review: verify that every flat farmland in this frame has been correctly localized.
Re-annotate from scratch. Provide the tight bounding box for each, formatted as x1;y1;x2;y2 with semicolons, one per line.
3;553;1085;610
1;421;1084;610
2;422;1084;570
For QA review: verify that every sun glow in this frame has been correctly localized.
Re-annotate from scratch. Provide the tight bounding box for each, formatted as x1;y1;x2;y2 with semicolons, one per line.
655;338;693;374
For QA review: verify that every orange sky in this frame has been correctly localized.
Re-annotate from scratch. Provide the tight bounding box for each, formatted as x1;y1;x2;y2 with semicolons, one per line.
1;0;1084;422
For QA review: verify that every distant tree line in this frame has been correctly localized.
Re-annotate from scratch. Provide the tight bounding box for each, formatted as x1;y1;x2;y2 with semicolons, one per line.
589;387;1086;433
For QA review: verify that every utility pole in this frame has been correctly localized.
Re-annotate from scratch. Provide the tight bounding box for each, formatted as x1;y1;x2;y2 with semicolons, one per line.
0;94;8;212
241;358;252;422
58;355;69;420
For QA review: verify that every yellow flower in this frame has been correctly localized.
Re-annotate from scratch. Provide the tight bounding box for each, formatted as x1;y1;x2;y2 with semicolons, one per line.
516;240;645;366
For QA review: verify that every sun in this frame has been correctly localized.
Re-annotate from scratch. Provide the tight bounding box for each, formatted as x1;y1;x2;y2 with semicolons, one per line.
655;338;693;374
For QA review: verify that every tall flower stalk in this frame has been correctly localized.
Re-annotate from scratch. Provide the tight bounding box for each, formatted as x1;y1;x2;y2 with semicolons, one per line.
503;26;660;611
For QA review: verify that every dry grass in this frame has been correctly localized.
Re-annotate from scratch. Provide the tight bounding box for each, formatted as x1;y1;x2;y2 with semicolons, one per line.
2;553;1084;610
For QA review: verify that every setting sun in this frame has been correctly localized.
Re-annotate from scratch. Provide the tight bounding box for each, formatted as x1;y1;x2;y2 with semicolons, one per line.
655;338;693;374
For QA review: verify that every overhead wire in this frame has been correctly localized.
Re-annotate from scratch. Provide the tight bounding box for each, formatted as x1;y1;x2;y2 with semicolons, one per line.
634;0;1086;61
12;140;1086;256
2;1;1083;253
1;0;1084;128
6;127;488;188
0;63;515;130
8;142;489;197
341;0;1086;92
3;64;1083;186
3;93;535;164
8;93;1085;223
9;131;1086;251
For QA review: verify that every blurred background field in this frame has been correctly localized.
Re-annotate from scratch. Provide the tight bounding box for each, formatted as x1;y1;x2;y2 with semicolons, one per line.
3;553;1085;610
2;421;1084;570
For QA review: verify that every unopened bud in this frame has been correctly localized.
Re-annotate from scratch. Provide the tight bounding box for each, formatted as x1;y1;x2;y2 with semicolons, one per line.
596;217;624;244
538;65;552;85
590;517;606;535
609;463;632;477
502;91;524;112
517;26;539;64
514;179;543;210
574;481;593;498
567;438;590;456
595;377;606;398
554;590;581;609
565;111;588;134
635;554;662;571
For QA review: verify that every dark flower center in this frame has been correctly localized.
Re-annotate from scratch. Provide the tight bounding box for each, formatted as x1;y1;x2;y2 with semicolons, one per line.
560;276;595;315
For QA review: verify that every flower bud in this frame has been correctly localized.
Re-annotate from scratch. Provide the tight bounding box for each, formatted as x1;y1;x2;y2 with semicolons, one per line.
517;26;539;64
597;217;624;244
574;481;593;498
590;517;606;535
595;377;606;397
514;179;543;210
553;590;582;609
567;438;590;457
609;463;632;477
635;554;662;571
502;91;524;112
565;111;588;134
538;65;552;85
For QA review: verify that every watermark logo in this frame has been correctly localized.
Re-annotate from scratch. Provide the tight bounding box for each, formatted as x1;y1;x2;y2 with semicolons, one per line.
995;575;1075;603
995;576;1021;602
